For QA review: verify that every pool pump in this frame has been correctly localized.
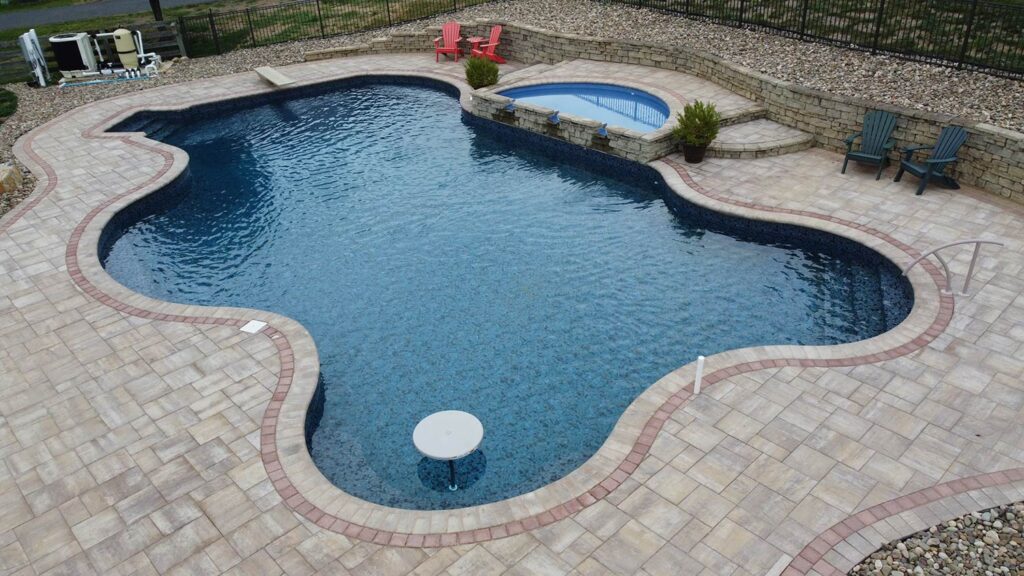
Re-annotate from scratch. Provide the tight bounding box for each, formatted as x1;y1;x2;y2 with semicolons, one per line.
48;28;162;87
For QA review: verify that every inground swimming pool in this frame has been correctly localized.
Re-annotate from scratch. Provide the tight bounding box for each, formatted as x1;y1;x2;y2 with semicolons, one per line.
498;82;670;131
104;77;912;510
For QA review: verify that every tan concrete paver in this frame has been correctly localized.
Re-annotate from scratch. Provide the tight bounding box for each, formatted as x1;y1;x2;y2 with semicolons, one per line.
591;520;665;574
0;50;1021;575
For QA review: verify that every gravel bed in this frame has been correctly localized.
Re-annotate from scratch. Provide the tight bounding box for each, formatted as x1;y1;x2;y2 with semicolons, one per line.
849;501;1023;575
1;0;1022;216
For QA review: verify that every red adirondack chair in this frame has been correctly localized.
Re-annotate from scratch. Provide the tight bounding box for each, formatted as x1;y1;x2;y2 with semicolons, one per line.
470;25;505;64
434;22;463;62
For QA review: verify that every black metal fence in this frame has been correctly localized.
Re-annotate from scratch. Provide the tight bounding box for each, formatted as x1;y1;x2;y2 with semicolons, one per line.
177;0;1024;77
609;0;1024;78
178;0;491;57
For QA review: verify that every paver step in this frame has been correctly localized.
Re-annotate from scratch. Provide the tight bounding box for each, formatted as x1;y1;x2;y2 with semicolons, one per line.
708;118;814;159
497;62;562;84
720;105;766;127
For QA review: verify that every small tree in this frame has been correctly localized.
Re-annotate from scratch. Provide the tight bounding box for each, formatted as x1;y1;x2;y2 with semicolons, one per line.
464;57;499;89
671;100;721;148
671;100;721;163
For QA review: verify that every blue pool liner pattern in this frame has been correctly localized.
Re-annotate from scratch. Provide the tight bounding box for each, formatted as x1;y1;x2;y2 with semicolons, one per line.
103;77;913;510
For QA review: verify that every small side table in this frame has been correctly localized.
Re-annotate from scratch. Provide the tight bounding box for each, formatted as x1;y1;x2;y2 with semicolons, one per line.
467;36;485;56
413;411;483;491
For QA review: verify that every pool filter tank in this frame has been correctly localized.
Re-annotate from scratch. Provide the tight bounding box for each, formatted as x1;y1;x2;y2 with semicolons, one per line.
112;28;138;70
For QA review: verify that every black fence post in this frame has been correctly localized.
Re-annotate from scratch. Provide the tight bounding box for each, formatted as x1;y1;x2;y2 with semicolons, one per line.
798;0;809;38
174;17;189;57
738;0;746;24
245;8;256;47
315;0;326;38
208;10;222;54
958;0;979;69
684;0;691;17
384;0;392;26
452;0;458;12
871;0;886;54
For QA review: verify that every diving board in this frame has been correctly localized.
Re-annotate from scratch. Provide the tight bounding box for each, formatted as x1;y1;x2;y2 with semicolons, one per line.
255;66;295;87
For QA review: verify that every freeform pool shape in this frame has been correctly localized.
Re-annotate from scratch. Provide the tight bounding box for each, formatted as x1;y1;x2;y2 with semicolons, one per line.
103;78;913;510
497;82;670;132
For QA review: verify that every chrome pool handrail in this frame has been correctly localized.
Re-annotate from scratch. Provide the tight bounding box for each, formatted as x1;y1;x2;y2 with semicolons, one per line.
902;239;1004;296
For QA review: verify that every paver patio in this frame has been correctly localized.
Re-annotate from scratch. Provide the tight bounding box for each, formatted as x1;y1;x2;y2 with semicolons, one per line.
0;52;1022;576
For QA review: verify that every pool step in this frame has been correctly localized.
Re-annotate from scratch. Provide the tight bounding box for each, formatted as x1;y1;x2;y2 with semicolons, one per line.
707;119;814;159
146;123;178;142
121;116;157;134
720;105;766;127
496;62;565;85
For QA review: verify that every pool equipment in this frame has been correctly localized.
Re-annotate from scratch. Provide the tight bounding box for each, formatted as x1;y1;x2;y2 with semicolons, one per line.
17;29;50;87
49;29;162;87
112;28;139;70
91;29;162;77
49;32;98;79
413;411;484;491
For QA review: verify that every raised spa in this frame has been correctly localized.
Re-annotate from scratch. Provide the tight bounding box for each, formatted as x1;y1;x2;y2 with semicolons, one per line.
497;82;670;132
104;78;912;510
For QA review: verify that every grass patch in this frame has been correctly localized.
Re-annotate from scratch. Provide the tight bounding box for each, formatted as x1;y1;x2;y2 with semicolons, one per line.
0;11;152;41
0;88;17;118
0;0;275;41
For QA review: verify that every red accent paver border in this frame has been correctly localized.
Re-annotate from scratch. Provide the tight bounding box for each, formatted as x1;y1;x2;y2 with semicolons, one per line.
781;467;1024;576
12;65;963;546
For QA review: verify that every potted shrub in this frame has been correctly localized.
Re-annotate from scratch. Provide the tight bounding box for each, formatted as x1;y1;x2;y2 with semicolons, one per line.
465;57;499;89
671;100;721;164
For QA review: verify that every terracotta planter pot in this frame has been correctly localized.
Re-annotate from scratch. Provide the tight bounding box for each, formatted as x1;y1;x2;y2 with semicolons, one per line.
681;143;708;164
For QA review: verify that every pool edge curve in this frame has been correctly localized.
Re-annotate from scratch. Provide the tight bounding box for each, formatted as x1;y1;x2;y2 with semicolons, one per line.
11;57;953;546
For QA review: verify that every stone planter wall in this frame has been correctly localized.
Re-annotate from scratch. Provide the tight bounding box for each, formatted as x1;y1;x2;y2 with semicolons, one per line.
305;20;1024;203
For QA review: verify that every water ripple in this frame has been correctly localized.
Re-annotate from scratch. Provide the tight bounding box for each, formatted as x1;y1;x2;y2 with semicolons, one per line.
104;82;912;509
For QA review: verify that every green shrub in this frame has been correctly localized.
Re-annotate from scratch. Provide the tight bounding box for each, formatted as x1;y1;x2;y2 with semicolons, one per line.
464;57;499;89
0;89;16;119
671;100;721;147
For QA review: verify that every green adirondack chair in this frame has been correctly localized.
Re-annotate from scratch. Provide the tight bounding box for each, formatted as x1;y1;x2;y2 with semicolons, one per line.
842;110;897;180
894;126;968;196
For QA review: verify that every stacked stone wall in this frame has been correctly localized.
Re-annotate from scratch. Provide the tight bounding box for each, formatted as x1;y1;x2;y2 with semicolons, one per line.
305;20;1024;203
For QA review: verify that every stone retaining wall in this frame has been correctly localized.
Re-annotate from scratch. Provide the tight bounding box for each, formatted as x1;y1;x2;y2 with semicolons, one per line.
306;20;1024;203
469;91;672;160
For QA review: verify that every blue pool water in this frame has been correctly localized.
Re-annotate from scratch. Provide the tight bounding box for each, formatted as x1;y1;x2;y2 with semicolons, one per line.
104;78;912;510
498;82;670;132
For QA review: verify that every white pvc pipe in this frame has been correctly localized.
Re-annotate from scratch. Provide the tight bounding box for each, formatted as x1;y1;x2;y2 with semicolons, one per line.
694;355;705;395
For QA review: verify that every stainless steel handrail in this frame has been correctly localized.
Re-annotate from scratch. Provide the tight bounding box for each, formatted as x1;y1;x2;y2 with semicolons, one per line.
902;239;1004;296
